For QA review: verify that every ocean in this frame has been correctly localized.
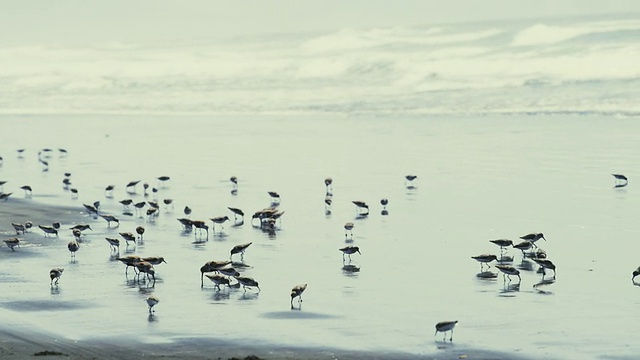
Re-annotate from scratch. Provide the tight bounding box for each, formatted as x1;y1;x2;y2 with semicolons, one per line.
1;14;639;360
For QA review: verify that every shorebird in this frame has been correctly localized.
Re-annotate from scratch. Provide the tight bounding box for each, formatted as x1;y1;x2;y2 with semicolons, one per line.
184;206;192;217
210;216;230;231
230;242;252;260
134;201;146;214
38;225;58;237
126;180;141;193
495;265;521;282
405;175;418;187
177;218;193;230
200;260;232;287
380;198;389;210
633;266;640;282
135;261;156;282
217;267;240;277
192;220;209;238
340;246;361;261
49;268;64;286
290;283;307;307
146;296;159;313
67;240;80;258
157;176;170;185
520;233;545;248
352;201;369;215
490;239;513;253
434;320;458;342
234;276;260;292
104;185;115;197
612;174;628;187
105;237;120;251
205;274;231;290
143;256;167;266
24;221;33;231
117;255;142;275
344;222;354;238
20;185;32;197
17;148;25;157
119;232;137;246
72;228;82;241
70;188;78;198
512;240;533;256
324;177;333;194
70;224;92;232
52;222;61;230
533;259;557;277
0;192;12;201
136;226;145;240
100;214;120;227
119;199;133;209
58;148;68;157
268;191;281;203
163;198;174;211
227;207;244;221
230;176;238;188
143;183;149;197
471;254;498;271
11;222;25;234
4;237;20;251
83;203;99;216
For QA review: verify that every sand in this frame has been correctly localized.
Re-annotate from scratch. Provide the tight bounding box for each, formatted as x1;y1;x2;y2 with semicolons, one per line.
0;200;534;359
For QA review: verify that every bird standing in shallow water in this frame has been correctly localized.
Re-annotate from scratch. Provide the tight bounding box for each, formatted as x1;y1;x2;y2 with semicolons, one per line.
105;237;120;252
230;242;252;260
352;201;369;215
136;226;145;241
50;268;64;286
633;266;640;282
520;233;545;248
344;222;354;239
434;320;458;342
471;254;498;271
4;238;20;251
146;296;159;313
324;177;333;195
290;283;307;307
495;265;521;282
612;174;628;187
227;207;244;222
68;240;79;258
340;246;361;261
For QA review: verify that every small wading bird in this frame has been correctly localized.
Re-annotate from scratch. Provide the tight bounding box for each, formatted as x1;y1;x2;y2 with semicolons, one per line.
612;174;628;187
205;274;231;290
632;266;640;282
434;320;458;342
38;225;58;237
50;268;64;286
12;222;25;234
230;242;252;260
227;207;244;221
471;254;498;271
105;237;120;252
117;255;142;275
512;240;533;256
146;296;159;313
0;192;13;201
104;185;115;197
68;240;80;258
100;214;120;227
324;177;333;194
4;237;20;251
210;216;230;231
340;246;361;261
119;232;137;246
200;260;232;287
20;185;32;197
405;175;418;187
234;275;260;292
136;226;145;240
344;222;354;238
490;239;513;253
126;180;141;193
520;232;545;248
533;259;557;278
352;201;369;215
290;283;307;307
495;265;521;282
268;191;281;203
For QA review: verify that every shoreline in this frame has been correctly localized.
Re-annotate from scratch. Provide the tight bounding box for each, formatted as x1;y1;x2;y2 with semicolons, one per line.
0;199;535;360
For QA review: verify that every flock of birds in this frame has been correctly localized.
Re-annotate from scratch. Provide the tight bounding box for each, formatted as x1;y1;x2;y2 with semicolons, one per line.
3;148;634;344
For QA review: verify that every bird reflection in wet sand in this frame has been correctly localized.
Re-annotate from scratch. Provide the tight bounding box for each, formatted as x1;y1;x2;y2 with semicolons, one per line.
342;264;361;274
290;283;307;309
533;278;556;294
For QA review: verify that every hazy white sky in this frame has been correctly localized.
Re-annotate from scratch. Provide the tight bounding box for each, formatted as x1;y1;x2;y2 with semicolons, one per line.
1;0;639;44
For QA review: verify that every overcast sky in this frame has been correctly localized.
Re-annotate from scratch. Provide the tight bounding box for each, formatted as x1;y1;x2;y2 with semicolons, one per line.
2;0;639;44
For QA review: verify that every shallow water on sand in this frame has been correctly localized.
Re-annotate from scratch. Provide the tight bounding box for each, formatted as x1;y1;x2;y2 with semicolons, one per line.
1;114;640;359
